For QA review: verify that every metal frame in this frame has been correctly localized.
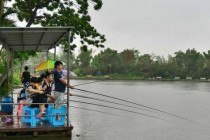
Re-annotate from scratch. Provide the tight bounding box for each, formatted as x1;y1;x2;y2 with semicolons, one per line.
0;27;73;52
0;27;73;127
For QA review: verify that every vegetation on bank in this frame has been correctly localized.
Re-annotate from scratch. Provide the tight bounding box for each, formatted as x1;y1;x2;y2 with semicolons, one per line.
67;48;210;81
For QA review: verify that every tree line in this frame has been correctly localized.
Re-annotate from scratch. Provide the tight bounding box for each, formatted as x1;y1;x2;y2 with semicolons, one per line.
60;48;210;79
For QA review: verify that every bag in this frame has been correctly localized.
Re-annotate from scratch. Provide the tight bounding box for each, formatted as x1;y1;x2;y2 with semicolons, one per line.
17;89;27;102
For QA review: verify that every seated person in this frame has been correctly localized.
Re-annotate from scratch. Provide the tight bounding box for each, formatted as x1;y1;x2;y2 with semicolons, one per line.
42;71;55;107
26;75;45;119
17;88;27;102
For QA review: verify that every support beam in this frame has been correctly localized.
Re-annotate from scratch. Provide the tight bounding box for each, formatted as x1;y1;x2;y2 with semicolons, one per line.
6;45;9;92
46;51;49;60
11;49;14;98
66;31;71;126
54;45;56;60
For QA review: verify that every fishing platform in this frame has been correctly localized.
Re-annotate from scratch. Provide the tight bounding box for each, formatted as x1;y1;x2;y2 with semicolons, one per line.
0;27;73;138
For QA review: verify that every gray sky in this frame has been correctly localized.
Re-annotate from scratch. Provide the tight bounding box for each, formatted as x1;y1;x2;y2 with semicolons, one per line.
89;0;210;57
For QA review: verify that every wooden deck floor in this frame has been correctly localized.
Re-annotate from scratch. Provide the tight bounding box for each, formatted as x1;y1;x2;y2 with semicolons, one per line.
0;111;73;138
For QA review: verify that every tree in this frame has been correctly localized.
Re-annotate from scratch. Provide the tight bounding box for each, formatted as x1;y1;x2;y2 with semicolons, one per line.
119;49;139;74
92;48;119;74
166;55;180;78
5;0;106;51
76;49;93;75
203;50;210;78
184;49;204;78
136;54;152;77
0;0;15;26
58;48;76;70
174;49;204;79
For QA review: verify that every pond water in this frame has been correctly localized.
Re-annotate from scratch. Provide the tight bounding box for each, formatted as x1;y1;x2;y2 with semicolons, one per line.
70;80;210;140
10;80;210;140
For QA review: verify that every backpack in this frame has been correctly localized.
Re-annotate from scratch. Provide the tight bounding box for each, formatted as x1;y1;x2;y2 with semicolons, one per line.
17;89;27;102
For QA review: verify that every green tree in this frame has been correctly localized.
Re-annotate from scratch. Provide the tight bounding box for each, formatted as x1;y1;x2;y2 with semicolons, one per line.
14;51;37;74
119;49;139;74
58;50;76;70
173;50;186;78
174;49;204;79
184;49;204;78
136;54;152;77
203;50;210;78
166;55;180;78
0;0;15;26
5;0;105;51
92;48;119;75
76;49;93;75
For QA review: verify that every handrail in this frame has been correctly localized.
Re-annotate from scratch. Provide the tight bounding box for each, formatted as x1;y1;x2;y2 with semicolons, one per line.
0;102;68;118
0;102;65;105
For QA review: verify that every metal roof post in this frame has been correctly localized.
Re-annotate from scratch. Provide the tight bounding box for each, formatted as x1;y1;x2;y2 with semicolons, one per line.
54;45;56;60
46;51;49;60
11;49;14;98
66;30;71;126
6;45;9;94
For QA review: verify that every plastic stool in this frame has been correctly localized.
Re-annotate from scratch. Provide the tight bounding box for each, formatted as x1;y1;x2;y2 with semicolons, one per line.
44;104;54;121
21;106;41;127
49;105;66;126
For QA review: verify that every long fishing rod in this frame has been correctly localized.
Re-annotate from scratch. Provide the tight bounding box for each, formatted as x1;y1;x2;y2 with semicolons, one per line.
69;99;174;123
72;94;155;113
73;80;104;86
74;88;197;123
69;105;124;117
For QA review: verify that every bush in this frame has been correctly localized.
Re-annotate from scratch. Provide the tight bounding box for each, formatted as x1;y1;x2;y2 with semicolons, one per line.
0;76;13;97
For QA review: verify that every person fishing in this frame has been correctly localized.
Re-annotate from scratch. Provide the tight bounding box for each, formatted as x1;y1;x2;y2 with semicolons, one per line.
53;61;74;109
26;75;45;119
42;71;55;107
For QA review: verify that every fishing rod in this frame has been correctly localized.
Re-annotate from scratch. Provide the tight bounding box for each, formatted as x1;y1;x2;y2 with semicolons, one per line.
73;80;105;86
73;88;197;123
69;99;174;123
72;94;156;113
69;105;124;117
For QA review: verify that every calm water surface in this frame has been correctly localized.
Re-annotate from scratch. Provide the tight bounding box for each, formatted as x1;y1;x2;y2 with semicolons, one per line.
70;80;210;140
10;80;210;140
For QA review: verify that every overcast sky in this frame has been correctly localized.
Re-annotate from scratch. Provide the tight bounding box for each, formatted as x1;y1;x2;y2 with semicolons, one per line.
88;0;210;57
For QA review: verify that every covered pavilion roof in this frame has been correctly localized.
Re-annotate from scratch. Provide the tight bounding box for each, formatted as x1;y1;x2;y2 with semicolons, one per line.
0;27;73;52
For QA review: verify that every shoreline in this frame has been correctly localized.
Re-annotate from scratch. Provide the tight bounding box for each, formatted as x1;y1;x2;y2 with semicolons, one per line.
71;77;210;82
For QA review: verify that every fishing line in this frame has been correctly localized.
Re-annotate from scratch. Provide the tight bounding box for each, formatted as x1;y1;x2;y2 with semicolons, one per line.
73;88;198;124
69;99;174;123
72;94;156;113
69;105;124;117
73;80;104;86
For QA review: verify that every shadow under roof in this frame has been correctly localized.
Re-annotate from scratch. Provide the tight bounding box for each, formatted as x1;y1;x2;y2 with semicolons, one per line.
0;27;73;52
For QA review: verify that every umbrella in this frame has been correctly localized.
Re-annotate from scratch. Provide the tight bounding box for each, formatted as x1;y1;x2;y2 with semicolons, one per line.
35;60;56;71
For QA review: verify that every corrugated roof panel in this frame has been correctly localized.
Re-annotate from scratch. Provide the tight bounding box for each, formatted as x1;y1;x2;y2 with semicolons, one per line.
0;27;73;52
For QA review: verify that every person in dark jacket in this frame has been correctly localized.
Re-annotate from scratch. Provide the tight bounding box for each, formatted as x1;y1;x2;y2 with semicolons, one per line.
21;66;33;88
53;61;74;108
